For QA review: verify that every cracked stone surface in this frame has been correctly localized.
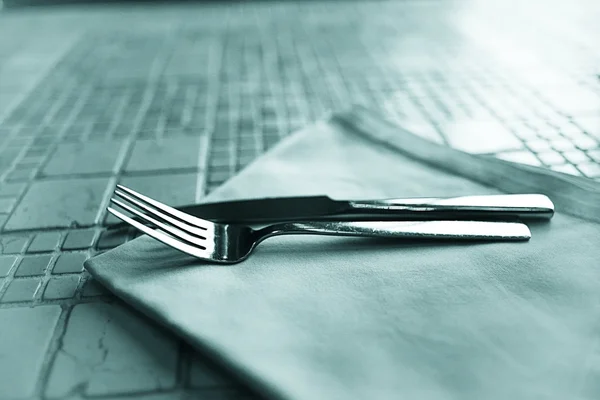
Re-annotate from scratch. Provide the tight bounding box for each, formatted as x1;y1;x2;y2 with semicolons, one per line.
0;306;61;399
46;302;179;397
5;178;112;231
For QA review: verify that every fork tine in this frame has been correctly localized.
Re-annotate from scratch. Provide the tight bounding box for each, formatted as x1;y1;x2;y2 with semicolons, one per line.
114;189;208;239
107;207;211;259
116;184;210;230
111;198;208;248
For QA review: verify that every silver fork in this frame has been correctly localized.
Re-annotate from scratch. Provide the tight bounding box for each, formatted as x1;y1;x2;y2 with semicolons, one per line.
107;185;532;264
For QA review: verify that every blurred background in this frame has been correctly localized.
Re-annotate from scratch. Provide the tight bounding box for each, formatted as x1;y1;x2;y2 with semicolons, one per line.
1;0;599;190
0;0;599;399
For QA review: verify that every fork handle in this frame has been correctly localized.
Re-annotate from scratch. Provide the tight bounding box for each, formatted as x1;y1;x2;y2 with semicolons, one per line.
253;220;531;242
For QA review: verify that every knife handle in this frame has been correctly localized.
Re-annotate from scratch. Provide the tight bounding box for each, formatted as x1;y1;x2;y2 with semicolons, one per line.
346;194;554;220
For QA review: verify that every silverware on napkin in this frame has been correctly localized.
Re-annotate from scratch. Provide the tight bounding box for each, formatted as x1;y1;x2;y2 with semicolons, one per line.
105;185;551;263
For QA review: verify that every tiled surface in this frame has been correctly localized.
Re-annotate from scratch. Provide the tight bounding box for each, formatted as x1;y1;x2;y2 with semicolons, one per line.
27;232;62;253
0;0;599;399
52;253;86;274
0;306;61;399
5;177;112;230
0;197;15;213
42;141;126;177
0;234;29;254
43;275;80;299
125;138;203;172
1;278;41;302
62;229;97;250
0;255;18;276
45;303;179;397
15;255;52;277
119;172;200;205
443;119;523;154
96;229;131;250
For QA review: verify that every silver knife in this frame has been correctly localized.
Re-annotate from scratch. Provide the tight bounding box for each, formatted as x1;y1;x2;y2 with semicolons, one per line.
109;193;553;229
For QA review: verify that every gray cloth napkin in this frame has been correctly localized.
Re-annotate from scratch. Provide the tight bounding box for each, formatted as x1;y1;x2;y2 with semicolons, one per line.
85;106;600;400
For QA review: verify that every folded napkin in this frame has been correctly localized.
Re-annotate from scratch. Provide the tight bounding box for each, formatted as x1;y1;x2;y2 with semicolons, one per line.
86;106;600;400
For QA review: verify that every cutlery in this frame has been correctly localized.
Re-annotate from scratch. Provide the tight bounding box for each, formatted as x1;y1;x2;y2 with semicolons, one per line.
107;185;532;264
108;192;554;230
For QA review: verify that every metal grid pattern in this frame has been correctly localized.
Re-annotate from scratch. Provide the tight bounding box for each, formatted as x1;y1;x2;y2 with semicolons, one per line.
0;1;599;399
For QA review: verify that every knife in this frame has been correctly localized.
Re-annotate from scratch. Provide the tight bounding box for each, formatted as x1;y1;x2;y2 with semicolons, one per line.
108;193;554;229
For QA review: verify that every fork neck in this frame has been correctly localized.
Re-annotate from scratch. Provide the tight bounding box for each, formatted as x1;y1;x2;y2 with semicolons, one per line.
252;223;299;244
251;221;382;243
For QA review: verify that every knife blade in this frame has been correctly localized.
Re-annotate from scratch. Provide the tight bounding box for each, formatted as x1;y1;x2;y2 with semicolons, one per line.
108;193;554;229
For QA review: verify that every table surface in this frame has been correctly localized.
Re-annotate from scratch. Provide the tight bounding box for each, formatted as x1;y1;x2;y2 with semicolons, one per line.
0;1;599;399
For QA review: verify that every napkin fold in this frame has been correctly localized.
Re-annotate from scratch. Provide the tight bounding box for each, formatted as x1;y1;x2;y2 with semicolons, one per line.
85;106;600;400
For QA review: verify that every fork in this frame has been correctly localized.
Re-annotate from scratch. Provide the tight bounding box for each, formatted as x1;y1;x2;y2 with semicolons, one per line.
107;185;532;264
